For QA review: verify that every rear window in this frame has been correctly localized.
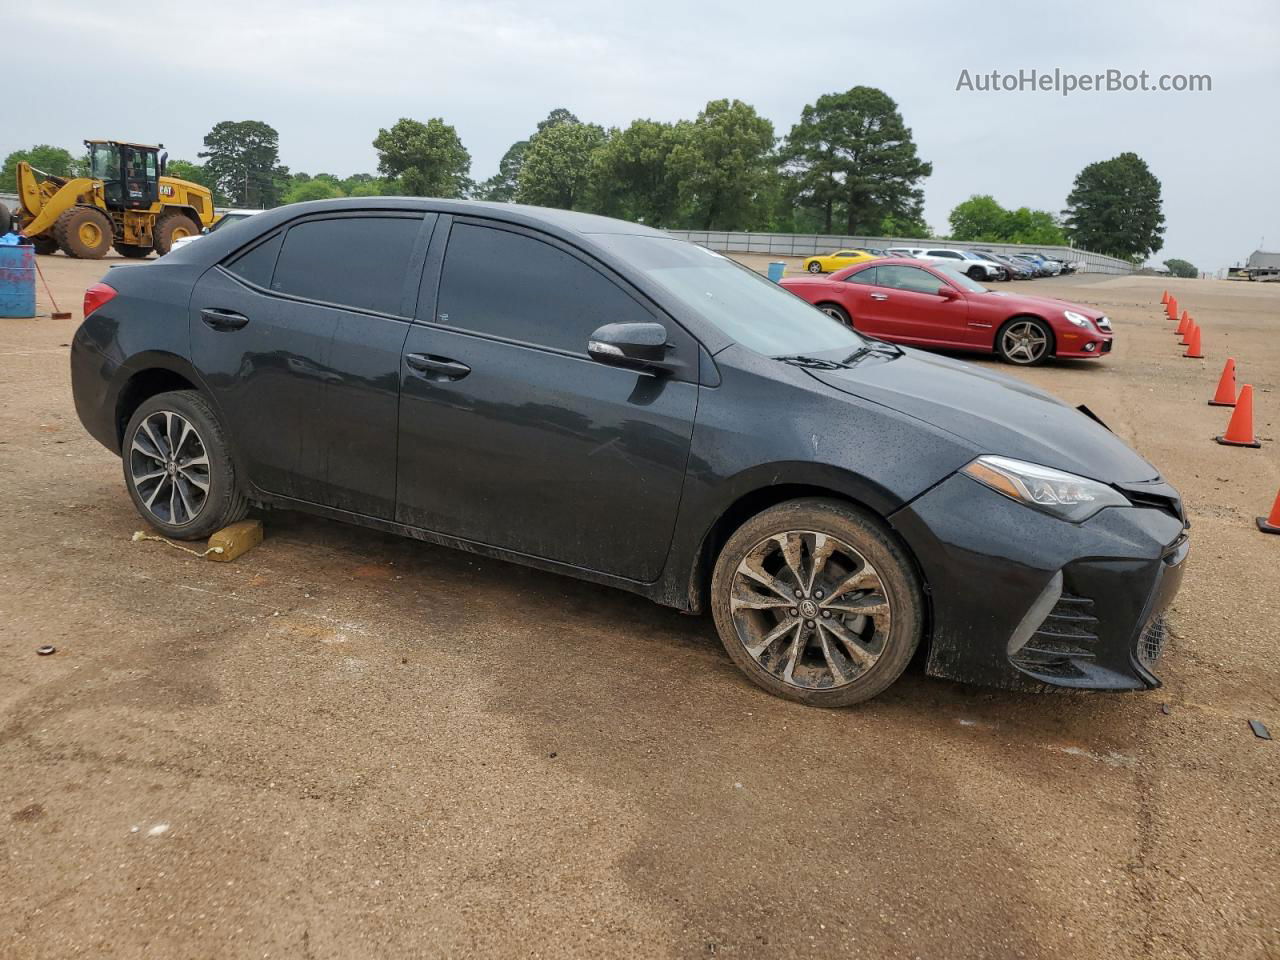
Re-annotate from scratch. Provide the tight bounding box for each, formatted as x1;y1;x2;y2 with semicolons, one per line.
270;215;423;315
225;233;282;289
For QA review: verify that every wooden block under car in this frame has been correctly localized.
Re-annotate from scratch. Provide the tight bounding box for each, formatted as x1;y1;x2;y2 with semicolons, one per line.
206;519;263;562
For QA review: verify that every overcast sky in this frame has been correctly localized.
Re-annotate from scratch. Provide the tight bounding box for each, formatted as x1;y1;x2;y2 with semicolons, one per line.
13;0;1278;270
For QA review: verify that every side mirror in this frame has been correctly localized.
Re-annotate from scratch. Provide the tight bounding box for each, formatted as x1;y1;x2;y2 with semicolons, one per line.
937;285;960;300
588;322;678;374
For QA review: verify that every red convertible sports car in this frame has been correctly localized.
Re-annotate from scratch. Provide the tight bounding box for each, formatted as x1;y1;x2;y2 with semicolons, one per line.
779;257;1113;365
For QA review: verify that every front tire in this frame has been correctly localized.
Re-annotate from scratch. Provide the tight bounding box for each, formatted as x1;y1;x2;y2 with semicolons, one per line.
807;261;823;274
54;206;113;259
31;235;59;256
123;391;248;540
997;316;1054;365
711;498;923;707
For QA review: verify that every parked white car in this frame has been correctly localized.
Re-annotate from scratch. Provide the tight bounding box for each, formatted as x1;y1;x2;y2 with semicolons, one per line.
168;209;262;253
917;248;1004;282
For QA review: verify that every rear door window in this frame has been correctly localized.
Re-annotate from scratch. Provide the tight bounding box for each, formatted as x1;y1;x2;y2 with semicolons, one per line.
225;233;283;289
270;215;424;315
844;267;878;285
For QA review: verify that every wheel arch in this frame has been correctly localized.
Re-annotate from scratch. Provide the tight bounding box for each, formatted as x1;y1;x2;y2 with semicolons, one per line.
112;353;217;449
680;465;930;624
996;312;1057;356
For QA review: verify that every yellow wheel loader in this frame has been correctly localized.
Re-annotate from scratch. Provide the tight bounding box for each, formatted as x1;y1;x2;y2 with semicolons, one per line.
3;140;217;259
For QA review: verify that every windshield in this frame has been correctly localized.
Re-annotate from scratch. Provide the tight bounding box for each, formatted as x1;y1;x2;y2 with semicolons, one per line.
210;213;251;232
592;235;867;357
933;265;989;293
88;143;119;180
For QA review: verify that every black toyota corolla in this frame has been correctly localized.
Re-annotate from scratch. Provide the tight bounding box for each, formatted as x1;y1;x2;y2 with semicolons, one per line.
70;199;1189;707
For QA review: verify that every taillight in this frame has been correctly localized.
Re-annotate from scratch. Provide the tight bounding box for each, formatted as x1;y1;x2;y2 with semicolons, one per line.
83;282;117;318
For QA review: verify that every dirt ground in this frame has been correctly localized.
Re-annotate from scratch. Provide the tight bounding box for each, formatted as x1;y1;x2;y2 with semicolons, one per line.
2;252;1277;960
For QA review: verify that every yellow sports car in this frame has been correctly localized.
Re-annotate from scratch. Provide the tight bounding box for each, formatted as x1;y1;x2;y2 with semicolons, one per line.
802;249;880;273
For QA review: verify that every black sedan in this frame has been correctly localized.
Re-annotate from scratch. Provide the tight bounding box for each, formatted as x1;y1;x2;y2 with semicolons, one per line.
71;199;1188;707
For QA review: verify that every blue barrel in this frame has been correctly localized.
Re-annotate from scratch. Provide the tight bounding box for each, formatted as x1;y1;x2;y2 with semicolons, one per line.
766;261;786;283
0;244;35;318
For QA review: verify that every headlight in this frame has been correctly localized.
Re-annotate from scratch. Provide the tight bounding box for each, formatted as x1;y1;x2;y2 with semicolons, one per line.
961;455;1129;522
1063;310;1091;327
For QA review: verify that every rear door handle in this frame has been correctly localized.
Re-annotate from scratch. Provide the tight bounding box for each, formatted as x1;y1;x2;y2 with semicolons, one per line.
870;293;889;301
201;308;250;331
405;353;471;381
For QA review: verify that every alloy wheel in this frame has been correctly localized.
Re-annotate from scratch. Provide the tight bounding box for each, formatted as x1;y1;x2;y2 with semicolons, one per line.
808;262;822;273
1001;320;1049;364
729;530;892;690
128;410;211;526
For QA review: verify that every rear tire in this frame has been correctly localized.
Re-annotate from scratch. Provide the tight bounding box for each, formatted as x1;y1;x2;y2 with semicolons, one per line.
54;206;113;259
152;213;200;256
816;302;852;327
114;243;152;259
31;235;59;256
0;201;11;235
122;390;248;541
710;498;923;708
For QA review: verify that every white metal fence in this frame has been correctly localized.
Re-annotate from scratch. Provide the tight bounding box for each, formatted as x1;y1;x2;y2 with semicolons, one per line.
662;229;1135;275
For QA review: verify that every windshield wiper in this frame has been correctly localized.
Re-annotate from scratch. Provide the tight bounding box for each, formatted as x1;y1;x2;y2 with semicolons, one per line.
773;355;849;370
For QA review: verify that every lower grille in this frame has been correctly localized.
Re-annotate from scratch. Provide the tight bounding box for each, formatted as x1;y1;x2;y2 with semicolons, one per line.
1011;592;1101;678
1137;616;1167;668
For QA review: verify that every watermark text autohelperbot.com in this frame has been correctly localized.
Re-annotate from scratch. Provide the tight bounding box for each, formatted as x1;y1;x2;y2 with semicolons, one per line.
956;68;1211;96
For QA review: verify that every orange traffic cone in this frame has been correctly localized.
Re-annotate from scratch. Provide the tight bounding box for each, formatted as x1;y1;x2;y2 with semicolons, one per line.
1166;299;1177;320
1175;313;1190;336
1209;358;1238;406
1161;290;1169;305
1179;320;1195;346
1216;384;1261;448
1258;489;1280;534
1183;325;1203;358
1180;310;1190;326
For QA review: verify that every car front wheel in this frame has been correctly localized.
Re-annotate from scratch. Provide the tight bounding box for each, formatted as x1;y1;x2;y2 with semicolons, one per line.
807;261;823;273
997;317;1054;365
710;499;923;707
123;390;248;540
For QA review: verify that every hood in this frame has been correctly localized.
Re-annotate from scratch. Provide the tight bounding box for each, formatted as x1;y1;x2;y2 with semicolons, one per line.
808;348;1158;484
984;291;1103;319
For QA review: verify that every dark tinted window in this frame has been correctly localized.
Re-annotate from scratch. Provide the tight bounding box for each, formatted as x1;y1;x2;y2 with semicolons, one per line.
437;223;653;353
271;215;423;314
844;266;877;285
876;265;944;294
226;232;283;289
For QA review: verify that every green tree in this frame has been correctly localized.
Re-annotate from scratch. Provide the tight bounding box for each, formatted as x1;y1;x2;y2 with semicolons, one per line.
347;177;401;197
1003;207;1066;245
372;118;471;198
1063;152;1164;259
589;119;686;224
282;179;345;204
879;212;932;239
2;145;83;188
782;87;931;235
516;120;608;210
667;99;775;230
475;109;579;201
1164;258;1197;278
198;120;287;208
948;194;1007;241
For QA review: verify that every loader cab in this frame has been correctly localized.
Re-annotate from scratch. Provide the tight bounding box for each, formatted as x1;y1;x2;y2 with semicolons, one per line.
87;140;161;212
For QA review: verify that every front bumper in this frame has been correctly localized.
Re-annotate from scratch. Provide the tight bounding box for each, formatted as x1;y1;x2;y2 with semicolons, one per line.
1057;328;1113;358
890;472;1188;692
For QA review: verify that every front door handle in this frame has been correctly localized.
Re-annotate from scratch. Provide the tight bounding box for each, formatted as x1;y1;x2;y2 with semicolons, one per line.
405;353;471;381
201;308;250;331
869;293;889;301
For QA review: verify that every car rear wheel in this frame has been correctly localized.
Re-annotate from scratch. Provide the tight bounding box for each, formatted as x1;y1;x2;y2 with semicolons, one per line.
123;390;248;540
710;498;923;707
807;261;823;273
816;302;851;327
997;317;1053;365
